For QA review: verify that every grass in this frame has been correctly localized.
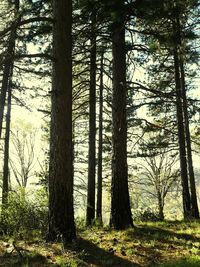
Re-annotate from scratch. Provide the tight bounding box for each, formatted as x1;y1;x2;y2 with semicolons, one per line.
0;221;200;266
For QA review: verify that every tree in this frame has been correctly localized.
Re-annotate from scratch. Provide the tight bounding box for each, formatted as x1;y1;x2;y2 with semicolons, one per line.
9;124;36;189
47;0;76;244
173;4;199;218
110;0;133;229
136;146;180;220
86;9;97;226
0;15;19;141
2;72;12;204
180;62;199;219
96;50;104;225
0;0;52;203
1;0;19;205
133;0;199;220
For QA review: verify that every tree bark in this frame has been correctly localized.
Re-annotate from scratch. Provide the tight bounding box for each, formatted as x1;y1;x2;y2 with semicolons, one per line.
96;51;104;225
0;19;18;140
2;75;12;205
180;61;199;219
110;1;133;229
173;47;191;219
157;192;164;221
48;0;76;244
2;0;18;205
86;12;97;226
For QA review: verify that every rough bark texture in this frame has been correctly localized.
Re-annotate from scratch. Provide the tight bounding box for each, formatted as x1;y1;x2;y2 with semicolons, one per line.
48;0;76;244
96;51;104;225
86;13;96;226
110;6;133;229
173;47;191;219
180;61;199;219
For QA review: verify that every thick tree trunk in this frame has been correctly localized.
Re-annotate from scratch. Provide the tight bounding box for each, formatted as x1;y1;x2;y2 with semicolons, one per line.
96;51;104;225
86;13;97;226
110;4;133;229
48;0;76;244
173;47;191;219
180;61;199;219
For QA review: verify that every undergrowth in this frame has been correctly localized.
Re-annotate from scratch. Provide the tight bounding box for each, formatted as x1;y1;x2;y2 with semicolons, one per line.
0;220;200;266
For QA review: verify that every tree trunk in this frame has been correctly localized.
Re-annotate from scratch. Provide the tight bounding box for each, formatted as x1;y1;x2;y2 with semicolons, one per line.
48;0;76;244
157;192;164;221
110;2;133;229
173;47;191;219
0;0;20;139
2;0;18;205
96;51;104;225
180;61;199;219
2;76;12;205
86;12;97;226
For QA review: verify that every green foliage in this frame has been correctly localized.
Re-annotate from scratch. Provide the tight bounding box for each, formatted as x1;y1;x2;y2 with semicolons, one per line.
135;208;162;222
0;188;48;236
55;256;87;267
75;217;86;231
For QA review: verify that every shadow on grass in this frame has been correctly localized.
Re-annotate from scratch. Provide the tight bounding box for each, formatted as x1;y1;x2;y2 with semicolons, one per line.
67;237;140;267
128;224;200;246
150;256;200;267
0;253;49;267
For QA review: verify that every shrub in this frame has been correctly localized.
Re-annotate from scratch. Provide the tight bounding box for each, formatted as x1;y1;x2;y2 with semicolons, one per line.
135;208;161;222
0;187;48;236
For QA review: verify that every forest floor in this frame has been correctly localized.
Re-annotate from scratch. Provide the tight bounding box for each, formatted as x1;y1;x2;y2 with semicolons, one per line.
0;221;200;267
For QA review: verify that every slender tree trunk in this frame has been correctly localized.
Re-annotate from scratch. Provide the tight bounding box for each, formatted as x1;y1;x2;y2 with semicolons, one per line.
48;0;76;244
2;76;12;205
96;51;104;225
86;12;97;226
174;11;199;219
173;47;191;219
0;21;18;140
110;1;133;229
180;61;199;219
2;0;18;204
157;192;164;221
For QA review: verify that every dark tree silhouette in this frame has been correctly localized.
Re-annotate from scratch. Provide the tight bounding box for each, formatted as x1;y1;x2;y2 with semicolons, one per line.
48;0;76;244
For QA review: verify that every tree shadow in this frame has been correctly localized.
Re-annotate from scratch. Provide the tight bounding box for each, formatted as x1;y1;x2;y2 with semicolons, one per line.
0;253;50;267
66;237;141;267
127;224;200;247
150;257;200;267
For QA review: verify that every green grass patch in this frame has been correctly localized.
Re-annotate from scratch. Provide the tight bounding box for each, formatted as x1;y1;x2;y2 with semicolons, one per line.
151;256;200;267
1;221;200;266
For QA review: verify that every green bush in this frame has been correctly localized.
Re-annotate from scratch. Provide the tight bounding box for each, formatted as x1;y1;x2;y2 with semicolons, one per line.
0;188;48;236
135;208;161;222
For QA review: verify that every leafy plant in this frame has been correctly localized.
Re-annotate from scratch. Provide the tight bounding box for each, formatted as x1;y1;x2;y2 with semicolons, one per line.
0;188;48;237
